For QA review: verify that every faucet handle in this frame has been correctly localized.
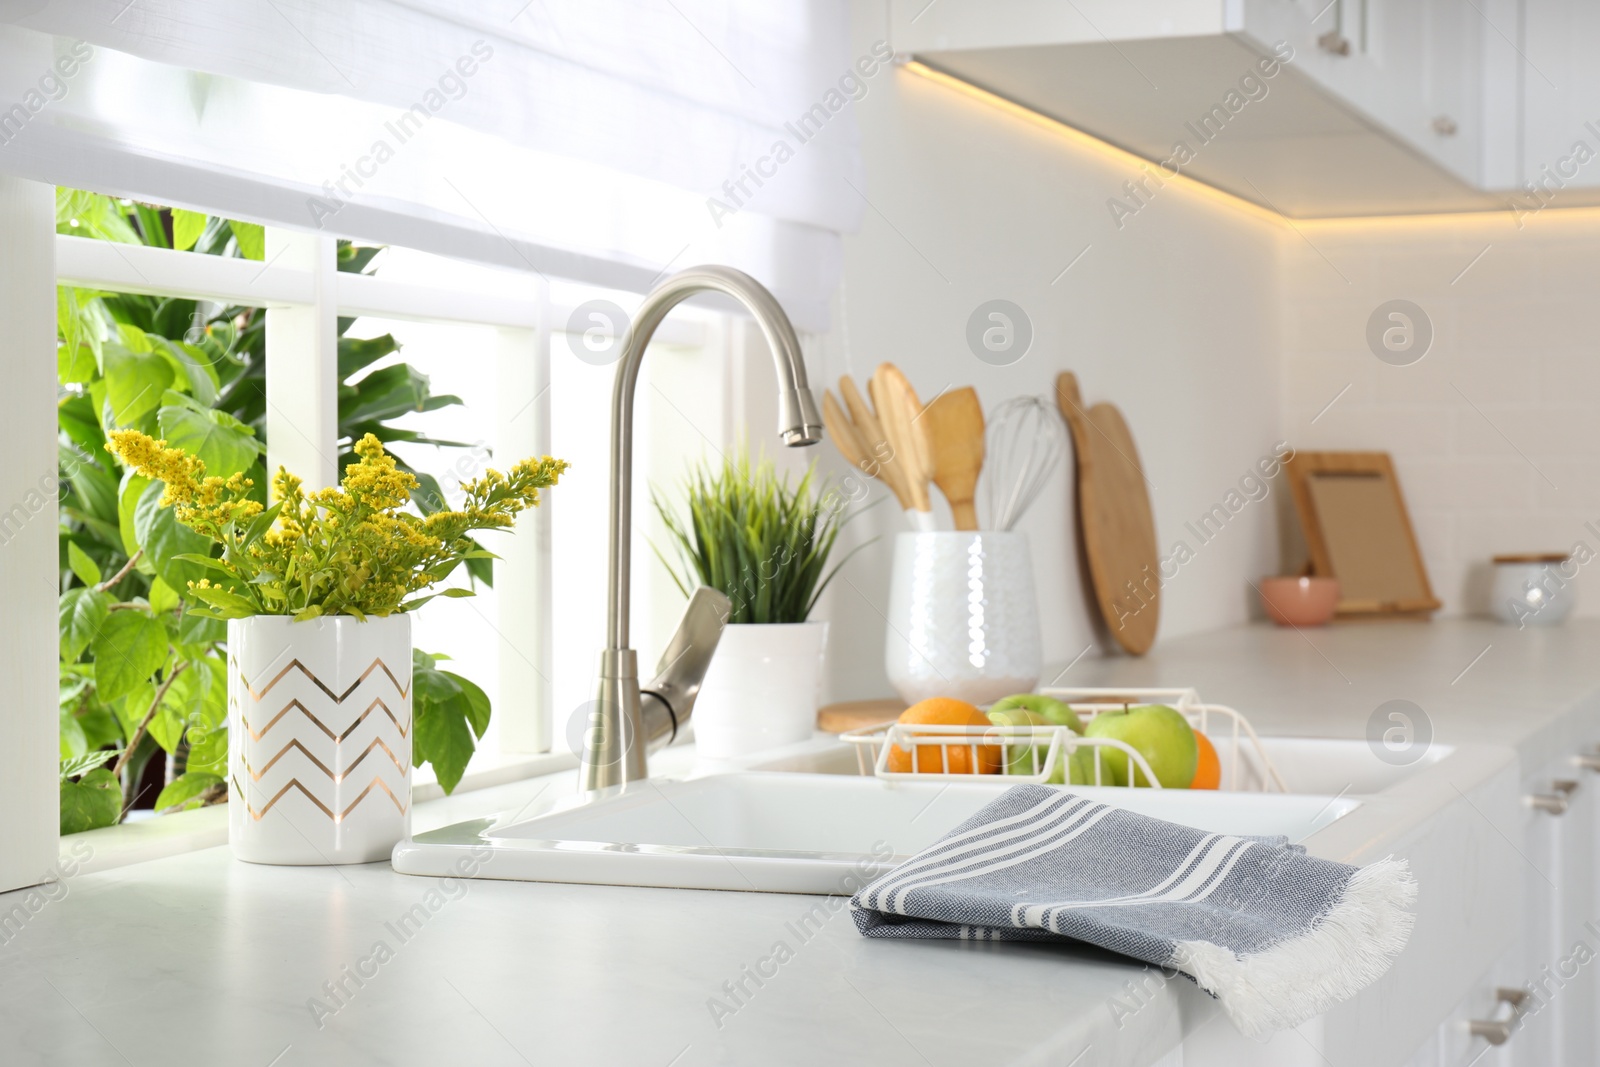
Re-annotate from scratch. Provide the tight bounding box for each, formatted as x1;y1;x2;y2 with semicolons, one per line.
640;586;731;750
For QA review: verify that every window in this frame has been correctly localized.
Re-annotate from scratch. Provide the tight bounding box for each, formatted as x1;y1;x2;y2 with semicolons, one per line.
21;185;735;872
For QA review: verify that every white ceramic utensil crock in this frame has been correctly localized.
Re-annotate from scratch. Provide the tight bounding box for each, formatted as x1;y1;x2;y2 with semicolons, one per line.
228;614;412;864
884;530;1041;706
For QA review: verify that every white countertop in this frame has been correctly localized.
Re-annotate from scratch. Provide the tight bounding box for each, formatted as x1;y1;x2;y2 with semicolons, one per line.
5;619;1599;1067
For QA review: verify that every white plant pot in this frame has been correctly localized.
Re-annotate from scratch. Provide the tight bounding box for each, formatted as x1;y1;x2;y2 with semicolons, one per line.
228;614;412;865
885;531;1042;707
693;621;828;758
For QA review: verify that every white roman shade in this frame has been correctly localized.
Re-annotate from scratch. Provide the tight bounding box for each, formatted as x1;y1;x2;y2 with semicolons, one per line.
0;0;870;328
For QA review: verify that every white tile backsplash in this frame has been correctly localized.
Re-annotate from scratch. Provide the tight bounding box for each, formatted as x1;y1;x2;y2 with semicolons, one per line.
1282;220;1600;617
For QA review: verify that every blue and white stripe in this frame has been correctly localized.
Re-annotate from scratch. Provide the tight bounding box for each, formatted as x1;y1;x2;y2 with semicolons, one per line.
850;784;1417;1038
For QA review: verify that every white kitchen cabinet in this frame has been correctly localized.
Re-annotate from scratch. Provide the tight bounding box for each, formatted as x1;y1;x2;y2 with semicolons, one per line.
1236;0;1485;186
889;0;1600;213
1520;0;1600;190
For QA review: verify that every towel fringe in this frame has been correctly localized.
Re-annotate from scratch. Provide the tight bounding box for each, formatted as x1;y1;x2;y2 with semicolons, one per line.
1168;855;1418;1039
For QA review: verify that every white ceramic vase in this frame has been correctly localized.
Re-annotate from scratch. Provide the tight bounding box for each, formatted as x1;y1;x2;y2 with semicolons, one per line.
228;614;412;865
885;530;1042;706
692;621;828;758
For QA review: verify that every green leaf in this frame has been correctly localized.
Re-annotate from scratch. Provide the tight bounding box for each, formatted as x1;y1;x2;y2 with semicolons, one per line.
337;334;400;380
135;479;215;593
59;587;113;662
186;724;227;775
59;749;116;781
156;339;220;407
58;341;98;384
67;541;102;588
413;664;474;793
118;473;151;560
91;610;169;705
60;445;119;527
171;209;207;252
176;611;227;645
157;392;261;477
186;581;260;618
443;668;491;739
147;705;187;753
231;221;265;261
102;342;175;425
147;577;179;615
60;767;123;834
154;771;223;812
59;705;88;758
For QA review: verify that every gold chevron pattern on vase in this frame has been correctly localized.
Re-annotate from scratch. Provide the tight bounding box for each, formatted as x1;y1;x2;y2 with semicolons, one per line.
230;653;410;825
230;773;409;821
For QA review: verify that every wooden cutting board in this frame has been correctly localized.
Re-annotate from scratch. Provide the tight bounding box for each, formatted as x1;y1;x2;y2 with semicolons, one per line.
816;699;903;733
1055;372;1161;655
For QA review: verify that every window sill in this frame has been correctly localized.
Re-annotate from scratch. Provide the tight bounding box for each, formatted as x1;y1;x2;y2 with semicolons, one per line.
63;750;577;878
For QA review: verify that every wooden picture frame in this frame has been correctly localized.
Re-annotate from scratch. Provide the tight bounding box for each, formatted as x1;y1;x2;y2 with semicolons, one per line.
1284;451;1441;616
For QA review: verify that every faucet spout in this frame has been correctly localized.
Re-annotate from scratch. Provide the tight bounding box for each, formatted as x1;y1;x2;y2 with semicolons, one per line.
581;266;820;791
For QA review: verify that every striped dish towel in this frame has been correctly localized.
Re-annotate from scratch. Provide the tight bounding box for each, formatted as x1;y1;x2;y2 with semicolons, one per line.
851;785;1416;1037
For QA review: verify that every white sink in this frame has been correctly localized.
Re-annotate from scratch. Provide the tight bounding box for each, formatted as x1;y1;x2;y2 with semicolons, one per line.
742;734;1457;797
392;771;1361;894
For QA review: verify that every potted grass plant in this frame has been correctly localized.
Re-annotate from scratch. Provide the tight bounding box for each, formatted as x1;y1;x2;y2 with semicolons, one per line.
106;429;567;864
653;453;861;758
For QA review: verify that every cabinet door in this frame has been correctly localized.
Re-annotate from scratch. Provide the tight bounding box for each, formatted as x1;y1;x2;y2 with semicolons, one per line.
1507;759;1568;1065
1522;0;1600;191
1241;0;1484;185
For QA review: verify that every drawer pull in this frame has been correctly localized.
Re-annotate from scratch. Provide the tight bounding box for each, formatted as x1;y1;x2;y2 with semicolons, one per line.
1575;754;1600;773
1528;792;1569;815
1469;987;1530;1046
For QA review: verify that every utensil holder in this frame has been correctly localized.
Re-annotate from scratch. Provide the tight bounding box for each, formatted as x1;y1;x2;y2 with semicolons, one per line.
884;531;1041;706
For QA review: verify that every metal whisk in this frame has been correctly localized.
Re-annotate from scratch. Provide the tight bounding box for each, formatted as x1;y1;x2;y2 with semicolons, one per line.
982;396;1066;530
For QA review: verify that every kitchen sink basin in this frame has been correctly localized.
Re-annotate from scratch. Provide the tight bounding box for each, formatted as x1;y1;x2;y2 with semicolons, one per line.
742;734;1457;797
393;771;1362;894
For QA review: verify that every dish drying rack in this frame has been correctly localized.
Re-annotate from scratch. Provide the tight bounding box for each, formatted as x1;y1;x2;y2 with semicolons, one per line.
839;687;1290;792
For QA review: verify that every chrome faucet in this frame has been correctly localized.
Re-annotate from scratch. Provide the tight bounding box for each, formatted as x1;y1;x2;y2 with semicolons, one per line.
580;266;823;790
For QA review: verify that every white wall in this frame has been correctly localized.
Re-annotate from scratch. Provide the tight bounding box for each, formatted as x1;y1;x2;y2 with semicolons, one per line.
1281;210;1600;617
790;3;1287;702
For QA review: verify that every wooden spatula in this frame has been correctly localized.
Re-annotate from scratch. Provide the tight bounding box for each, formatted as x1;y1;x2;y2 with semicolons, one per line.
873;363;934;530
824;388;912;513
915;387;985;531
838;375;910;506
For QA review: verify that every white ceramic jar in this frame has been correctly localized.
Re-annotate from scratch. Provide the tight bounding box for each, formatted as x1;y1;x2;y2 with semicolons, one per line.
228;614;412;864
1490;554;1577;627
884;530;1042;706
692;620;828;758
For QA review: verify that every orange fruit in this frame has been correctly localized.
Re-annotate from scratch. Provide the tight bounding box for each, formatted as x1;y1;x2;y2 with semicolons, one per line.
1190;730;1221;790
886;697;1000;774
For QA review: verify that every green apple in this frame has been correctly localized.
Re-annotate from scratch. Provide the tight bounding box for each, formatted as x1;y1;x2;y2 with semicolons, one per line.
1082;704;1197;788
987;705;1093;784
989;693;1086;735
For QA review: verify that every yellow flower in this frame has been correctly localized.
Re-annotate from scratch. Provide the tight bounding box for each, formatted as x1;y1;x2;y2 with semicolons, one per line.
105;428;568;618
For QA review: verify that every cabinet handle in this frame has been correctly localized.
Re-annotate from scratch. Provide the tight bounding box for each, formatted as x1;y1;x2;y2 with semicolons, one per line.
1432;115;1459;136
1469;987;1531;1046
1317;31;1351;55
1528;792;1569;815
1575;754;1600;773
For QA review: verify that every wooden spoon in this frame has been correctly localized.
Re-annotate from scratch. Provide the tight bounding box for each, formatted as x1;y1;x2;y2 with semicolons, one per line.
873;363;934;529
915;387;985;531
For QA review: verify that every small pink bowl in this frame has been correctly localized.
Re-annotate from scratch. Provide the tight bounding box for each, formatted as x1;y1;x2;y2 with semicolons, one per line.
1259;576;1341;627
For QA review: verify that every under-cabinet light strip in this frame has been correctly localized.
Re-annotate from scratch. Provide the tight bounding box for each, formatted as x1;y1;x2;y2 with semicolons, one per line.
898;57;1600;232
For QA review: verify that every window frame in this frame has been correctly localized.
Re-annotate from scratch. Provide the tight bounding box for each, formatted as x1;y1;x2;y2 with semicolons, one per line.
1;180;713;886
